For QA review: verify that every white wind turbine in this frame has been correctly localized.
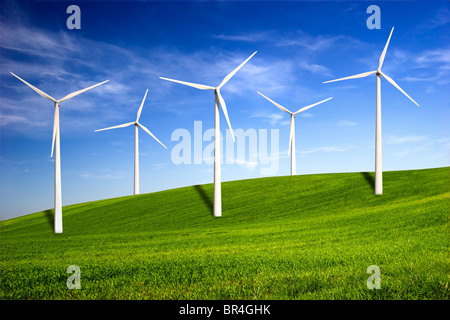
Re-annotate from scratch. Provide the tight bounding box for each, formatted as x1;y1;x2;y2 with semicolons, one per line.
257;92;332;176
159;51;257;217
323;27;419;195
10;72;109;233
95;89;167;195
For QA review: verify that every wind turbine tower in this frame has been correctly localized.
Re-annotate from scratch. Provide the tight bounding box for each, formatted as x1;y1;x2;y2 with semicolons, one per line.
257;92;332;176
160;51;257;217
11;72;108;233
323;27;419;195
95;89;167;195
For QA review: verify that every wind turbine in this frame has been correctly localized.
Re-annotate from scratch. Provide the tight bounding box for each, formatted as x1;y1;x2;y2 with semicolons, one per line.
95;89;167;195
159;51;257;217
257;92;332;176
10;72;109;233
323;27;419;195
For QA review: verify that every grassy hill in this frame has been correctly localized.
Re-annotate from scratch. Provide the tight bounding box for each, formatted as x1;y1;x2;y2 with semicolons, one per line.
1;167;449;300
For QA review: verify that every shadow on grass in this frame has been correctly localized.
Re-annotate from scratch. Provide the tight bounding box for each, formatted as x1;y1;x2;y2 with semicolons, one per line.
44;209;54;231
361;172;375;192
194;185;214;217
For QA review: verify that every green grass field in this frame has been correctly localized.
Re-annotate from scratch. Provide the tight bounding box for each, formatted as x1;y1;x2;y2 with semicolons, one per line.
1;167;449;300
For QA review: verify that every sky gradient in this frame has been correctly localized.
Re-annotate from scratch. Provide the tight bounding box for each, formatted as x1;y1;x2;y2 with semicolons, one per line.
1;0;449;220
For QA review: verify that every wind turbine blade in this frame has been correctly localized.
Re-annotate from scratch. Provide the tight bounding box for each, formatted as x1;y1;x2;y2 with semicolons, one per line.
380;72;419;106
50;107;59;157
323;71;377;83
58;80;109;102
95;121;135;132
257;91;293;114
379;27;394;70
137;123;167;149
159;77;214;90
218;51;257;89
217;91;235;142
294;97;333;115
10;72;57;102
136;89;149;122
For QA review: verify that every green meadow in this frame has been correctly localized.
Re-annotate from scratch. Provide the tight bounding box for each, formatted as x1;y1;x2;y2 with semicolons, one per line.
1;167;449;300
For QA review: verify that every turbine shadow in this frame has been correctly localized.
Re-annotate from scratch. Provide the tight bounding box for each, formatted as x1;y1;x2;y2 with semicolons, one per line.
194;185;214;217
361;172;375;192
43;209;54;231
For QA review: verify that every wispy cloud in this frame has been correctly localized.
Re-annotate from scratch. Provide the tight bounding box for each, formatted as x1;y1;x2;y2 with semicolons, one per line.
0;113;46;127
153;163;168;169
212;30;358;79
337;120;357;126
0;20;141;136
297;61;331;76
386;47;450;85
401;75;441;82
213;32;272;44
1;16;233;136
214;54;295;96
419;7;450;30
212;30;357;52
321;23;450;87
414;47;450;67
299;113;314;118
235;158;259;171
250;111;285;126
300;145;353;155
385;135;426;144
391;137;450;158
79;170;126;180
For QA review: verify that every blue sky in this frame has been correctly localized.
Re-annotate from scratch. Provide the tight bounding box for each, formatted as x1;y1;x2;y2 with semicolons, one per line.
1;0;449;220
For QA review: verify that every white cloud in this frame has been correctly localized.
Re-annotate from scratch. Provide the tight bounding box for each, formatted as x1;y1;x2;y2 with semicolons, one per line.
425;86;435;93
300;146;353;155
391;137;450;158
218;56;295;97
0;24;138;133
423;7;450;30
401;75;441;82
266;113;283;126
212;32;272;44
414;48;450;67
299;113;314;118
213;30;354;52
0;18;182;137
99;174;126;180
0;114;43;127
385;135;426;144
300;112;315;118
250;111;286;126
393;150;411;158
297;61;331;75
236;158;259;171
153;163;168;169
337;120;357;126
